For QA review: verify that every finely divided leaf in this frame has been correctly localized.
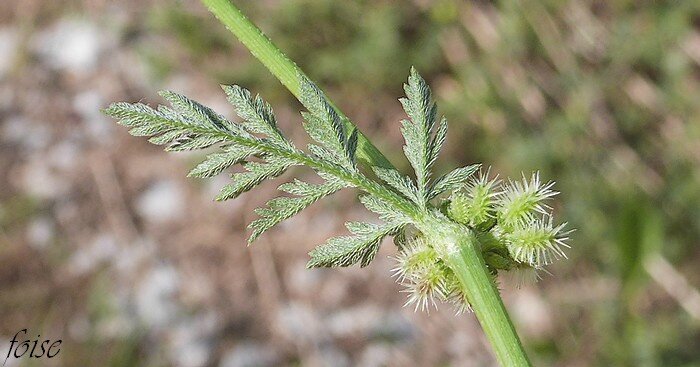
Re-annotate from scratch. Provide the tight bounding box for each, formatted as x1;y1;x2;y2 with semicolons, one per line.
429;117;448;169
429;164;481;199
359;195;411;224
216;159;295;201
159;91;234;133
248;179;345;242
299;76;356;170
346;127;359;166
106;102;224;151
399;68;449;203
188;146;258;178
400;68;437;197
105;102;172;129
302;112;344;159
223;85;288;145
148;130;184;145
107;76;424;261
373;167;420;204
166;134;224;151
108;92;305;205
307;222;402;268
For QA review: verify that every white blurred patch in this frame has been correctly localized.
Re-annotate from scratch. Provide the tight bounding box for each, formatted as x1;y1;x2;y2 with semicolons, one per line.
170;313;219;367
317;346;350;367
357;344;392;367
69;233;118;274
219;342;280;367
511;289;554;339
32;19;102;74
74;90;112;141
135;264;180;329
0;27;18;78
20;140;78;200
26;216;55;249
113;237;155;275
326;305;382;338
136;180;185;224
275;303;321;342
3;116;52;150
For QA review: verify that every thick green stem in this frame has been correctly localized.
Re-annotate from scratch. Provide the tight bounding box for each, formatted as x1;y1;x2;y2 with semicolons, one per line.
446;233;530;366
420;217;532;366
199;1;531;364
450;235;531;366
200;0;393;169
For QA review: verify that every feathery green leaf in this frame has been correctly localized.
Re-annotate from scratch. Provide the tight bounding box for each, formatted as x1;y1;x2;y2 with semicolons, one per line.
430;116;448;167
248;179;345;242
165;134;224;151
106;102;170;128
188;146;257;178
360;195;412;224
307;222;403;268
159;90;234;132
300;76;356;170
373;167;420;204
216;159;295;201
399;67;447;203
429;164;481;199
106;74;426;267
222;85;288;145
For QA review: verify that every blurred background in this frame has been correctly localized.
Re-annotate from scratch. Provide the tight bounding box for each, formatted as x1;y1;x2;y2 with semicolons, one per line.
1;0;700;366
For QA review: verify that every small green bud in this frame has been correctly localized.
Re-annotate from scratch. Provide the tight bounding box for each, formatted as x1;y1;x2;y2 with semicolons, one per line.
497;172;557;228
392;236;472;313
443;271;472;314
392;238;445;311
447;192;472;224
501;215;570;266
447;171;499;228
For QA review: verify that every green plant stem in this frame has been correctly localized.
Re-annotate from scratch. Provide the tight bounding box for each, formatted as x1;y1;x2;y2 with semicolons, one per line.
199;1;531;365
421;217;532;366
200;0;393;169
448;231;532;366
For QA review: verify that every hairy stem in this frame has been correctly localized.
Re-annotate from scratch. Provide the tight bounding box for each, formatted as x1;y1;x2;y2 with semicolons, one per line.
420;217;532;366
200;0;393;169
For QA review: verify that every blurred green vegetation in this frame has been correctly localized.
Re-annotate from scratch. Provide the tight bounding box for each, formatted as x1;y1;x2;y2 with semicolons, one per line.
139;0;700;365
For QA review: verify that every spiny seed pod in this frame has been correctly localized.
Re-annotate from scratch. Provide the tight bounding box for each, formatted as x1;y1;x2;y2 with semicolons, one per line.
443;271;473;314
448;171;500;229
392;239;444;311
496;172;557;228
501;215;570;266
442;170;570;283
391;237;439;281
392;238;472;313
